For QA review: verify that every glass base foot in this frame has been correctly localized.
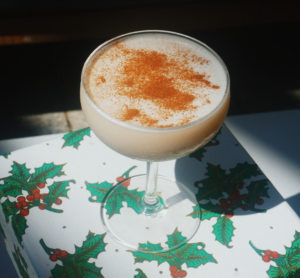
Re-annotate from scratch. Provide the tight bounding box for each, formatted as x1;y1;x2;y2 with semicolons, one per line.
100;175;201;252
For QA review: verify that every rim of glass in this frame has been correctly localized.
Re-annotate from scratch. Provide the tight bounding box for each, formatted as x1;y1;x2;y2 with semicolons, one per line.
81;30;230;133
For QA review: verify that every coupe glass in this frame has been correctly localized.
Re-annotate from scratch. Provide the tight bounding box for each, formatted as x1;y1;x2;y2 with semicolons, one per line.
80;30;230;252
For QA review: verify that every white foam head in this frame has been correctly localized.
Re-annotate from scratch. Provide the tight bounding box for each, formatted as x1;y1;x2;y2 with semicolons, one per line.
84;32;228;128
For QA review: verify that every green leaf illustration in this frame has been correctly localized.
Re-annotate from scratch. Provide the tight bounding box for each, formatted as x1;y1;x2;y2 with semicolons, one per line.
62;127;91;149
1;152;11;159
30;163;64;184
0;183;22;198
250;231;300;278
0;223;6;239
44;180;75;207
246;179;270;211
12;250;30;278
134;268;148;278
10;162;31;181
40;231;107;278
130;229;216;273
12;214;28;245
2;199;18;222
86;181;113;203
16;246;28;270
189;128;221;162
213;216;235;248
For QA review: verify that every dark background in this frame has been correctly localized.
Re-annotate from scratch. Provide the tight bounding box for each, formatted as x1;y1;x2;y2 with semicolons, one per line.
1;0;300;138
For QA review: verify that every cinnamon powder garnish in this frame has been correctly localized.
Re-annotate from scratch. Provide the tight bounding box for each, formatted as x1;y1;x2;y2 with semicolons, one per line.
88;41;221;127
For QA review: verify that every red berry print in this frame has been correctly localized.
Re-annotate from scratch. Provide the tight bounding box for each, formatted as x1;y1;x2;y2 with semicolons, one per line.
50;254;58;262
40;194;47;201
232;189;240;196
241;204;249;211
39;203;47;210
26;195;34;202
265;250;272;256
170;266;177;272
53;250;60;255
33;192;40;199
22;202;28;208
17;196;25;203
38;182;45;189
56;199;62;205
272;251;279;259
241;194;247;201
224;203;231;210
60;251;68;259
256;198;264;205
228;196;235;203
122;179;131;187
219;198;227;204
225;211;234;218
20;209;29;217
262;255;271;262
179;271;187;278
219;204;226;211
172;272;180;278
116;177;123;183
236;183;244;190
32;189;40;194
16;202;23;209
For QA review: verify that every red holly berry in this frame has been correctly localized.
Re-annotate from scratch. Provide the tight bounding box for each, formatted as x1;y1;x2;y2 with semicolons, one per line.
40;194;47;201
172;272;180;278
20;209;29;216
50;254;58;262
170;266;177;272
272;251;279;259
17;196;25;203
241;194;247;201
225;211;234;218
228;196;235;203
116;177;130;187
56;199;62;205
38;183;45;189
236;183;244;190
26;195;34;202
32;189;40;194
39;203;47;210
265;250;272;256
22;202;28;208
16;202;23;209
262;255;271;262
60;251;68;259
53;250;60;255
33;192;40;199
179;271;187;278
256;198;264;205
232;189;240;196
224;203;231;210
219;204;226;211
219;198;227;204
241;204;249;211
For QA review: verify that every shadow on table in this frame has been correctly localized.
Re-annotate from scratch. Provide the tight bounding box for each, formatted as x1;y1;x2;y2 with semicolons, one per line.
174;155;285;217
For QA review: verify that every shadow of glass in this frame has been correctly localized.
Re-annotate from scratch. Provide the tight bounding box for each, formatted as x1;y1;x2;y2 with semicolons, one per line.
174;155;284;217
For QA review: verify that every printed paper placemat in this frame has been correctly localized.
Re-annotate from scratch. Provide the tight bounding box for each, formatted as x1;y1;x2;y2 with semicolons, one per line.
0;125;299;278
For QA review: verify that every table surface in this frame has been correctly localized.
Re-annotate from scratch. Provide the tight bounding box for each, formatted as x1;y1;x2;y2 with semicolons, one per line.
0;109;299;278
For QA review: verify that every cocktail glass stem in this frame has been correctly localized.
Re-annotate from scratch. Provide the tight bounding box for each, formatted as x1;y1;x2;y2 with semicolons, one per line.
144;162;159;206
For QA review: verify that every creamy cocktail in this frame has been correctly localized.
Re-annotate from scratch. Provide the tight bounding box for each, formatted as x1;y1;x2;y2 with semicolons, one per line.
80;31;230;252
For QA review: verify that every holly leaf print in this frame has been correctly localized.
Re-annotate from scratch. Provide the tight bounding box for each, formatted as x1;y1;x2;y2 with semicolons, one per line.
0;223;6;240
130;229;216;274
12;250;30;278
1;152;11;159
2;199;18;222
10;162;31;181
62;127;91;149
189;128;222;162
245;179;270;212
30;163;65;183
12;214;28;246
134;268;148;278
40;231;107;278
213;216;235;248
187;205;201;219
250;231;300;278
86;181;114;203
43;180;75;208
